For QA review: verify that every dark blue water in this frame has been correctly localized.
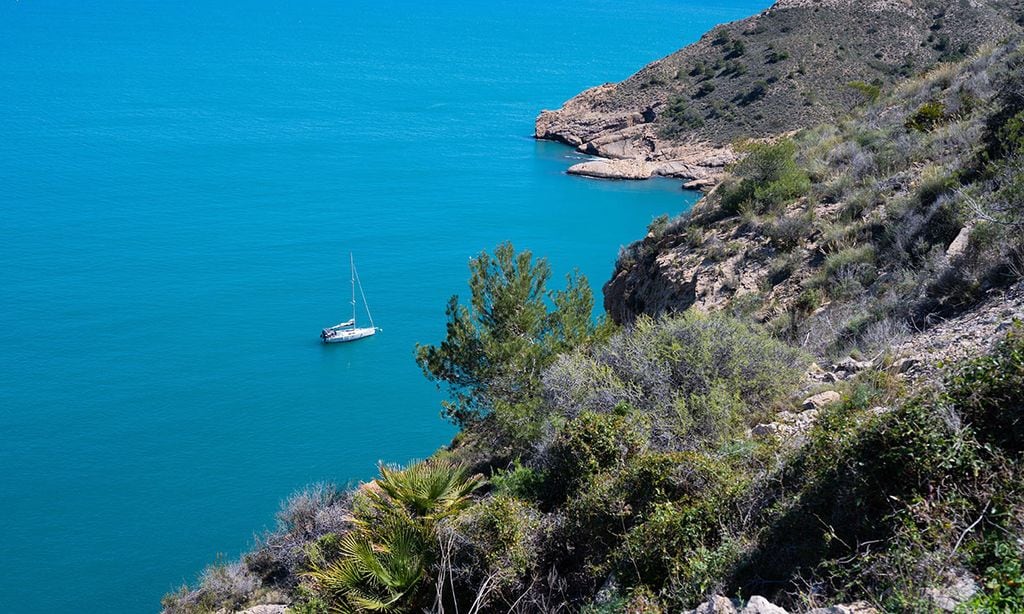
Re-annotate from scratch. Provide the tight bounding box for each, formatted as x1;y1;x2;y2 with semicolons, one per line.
0;1;769;611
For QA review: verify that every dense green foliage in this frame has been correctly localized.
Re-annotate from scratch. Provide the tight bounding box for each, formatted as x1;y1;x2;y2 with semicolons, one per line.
302;460;484;613
717;140;810;215
415;242;601;434
164;272;1023;614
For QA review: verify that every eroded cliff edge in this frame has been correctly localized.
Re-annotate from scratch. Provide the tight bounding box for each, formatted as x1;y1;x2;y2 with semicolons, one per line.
601;33;1024;363
534;0;1020;187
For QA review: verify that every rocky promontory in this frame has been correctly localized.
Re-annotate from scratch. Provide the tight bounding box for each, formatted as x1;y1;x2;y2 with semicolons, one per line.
536;0;1020;186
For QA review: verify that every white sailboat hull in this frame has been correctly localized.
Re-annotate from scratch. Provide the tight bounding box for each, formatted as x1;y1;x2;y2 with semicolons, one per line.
321;254;377;344
322;326;377;343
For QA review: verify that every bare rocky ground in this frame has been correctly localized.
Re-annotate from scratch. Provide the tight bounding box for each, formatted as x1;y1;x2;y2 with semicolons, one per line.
892;280;1024;376
684;594;877;614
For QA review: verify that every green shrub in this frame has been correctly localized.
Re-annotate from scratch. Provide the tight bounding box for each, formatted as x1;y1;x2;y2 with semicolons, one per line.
906;101;947;132
545;411;647;498
718;140;810;215
459;494;541;582
693;82;716;99
847;80;882;103
620;499;739;608
491;461;545;499
945;322;1024;452
663;96;705;133
725;40;746;60
764;214;812;251
968;537;1024;612
823;245;876;282
542;312;807;453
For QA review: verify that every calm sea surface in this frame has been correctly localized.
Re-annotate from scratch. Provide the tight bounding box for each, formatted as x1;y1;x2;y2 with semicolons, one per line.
0;1;769;611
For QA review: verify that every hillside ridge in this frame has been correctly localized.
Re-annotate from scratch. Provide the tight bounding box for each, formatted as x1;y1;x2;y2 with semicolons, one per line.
535;0;1022;185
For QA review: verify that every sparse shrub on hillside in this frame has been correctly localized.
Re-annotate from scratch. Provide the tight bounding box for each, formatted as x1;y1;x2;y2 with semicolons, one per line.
764;213;812;251
847;80;882;103
906;100;948;132
725;40;746;60
718;139;810;215
734;82;767;107
162;561;260;614
766;252;800;287
692;81;716;99
663;95;706;135
542;312;806;452
247;484;353;587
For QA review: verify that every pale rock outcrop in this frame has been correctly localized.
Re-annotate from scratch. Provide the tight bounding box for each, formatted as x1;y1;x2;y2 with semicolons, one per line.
740;595;789;614
807;602;879;614
752;408;819;438
237;606;287;614
568;159;656;180
690;594;739;613
684;595;881;614
802;390;841;410
945;225;973;260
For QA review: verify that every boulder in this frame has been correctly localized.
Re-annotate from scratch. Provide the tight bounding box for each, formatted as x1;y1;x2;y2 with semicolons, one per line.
686;595;738;614
946;225;972;260
802;390;841;410
837;357;873;372
739;595;789;614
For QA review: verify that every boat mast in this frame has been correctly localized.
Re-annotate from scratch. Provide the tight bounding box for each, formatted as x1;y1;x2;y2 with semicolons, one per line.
350;252;357;325
354;260;375;329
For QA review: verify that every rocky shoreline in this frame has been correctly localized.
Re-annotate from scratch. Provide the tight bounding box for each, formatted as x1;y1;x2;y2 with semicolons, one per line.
534;0;1018;187
534;85;736;188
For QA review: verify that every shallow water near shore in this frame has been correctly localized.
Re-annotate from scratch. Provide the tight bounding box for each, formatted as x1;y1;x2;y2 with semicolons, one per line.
0;1;770;611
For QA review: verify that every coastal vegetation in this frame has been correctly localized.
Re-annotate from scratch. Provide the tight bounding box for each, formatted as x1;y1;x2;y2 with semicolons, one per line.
163;245;1023;613
164;9;1024;614
608;37;1024;358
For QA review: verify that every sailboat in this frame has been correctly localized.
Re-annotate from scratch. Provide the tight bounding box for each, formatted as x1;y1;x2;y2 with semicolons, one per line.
321;254;379;343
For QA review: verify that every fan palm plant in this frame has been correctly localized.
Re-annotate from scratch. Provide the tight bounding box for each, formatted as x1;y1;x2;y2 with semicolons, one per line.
303;459;484;613
372;459;484;522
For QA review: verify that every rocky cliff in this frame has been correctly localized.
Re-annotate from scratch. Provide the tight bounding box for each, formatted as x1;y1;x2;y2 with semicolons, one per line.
535;0;1021;184
602;34;1024;362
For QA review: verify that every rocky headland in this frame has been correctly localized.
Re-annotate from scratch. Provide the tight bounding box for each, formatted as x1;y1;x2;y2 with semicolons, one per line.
535;0;1020;185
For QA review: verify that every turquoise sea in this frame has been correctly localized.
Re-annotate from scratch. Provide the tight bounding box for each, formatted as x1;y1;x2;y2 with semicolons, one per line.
0;1;770;611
